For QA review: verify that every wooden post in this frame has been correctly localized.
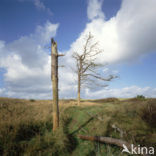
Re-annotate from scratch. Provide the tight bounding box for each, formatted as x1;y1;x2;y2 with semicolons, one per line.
51;38;64;131
51;38;59;131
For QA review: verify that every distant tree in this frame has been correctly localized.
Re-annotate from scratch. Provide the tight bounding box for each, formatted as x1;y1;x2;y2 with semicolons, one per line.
136;95;146;100
72;33;117;105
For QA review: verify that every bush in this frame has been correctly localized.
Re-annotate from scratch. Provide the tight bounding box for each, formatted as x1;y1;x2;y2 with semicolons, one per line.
30;99;36;102
136;95;146;100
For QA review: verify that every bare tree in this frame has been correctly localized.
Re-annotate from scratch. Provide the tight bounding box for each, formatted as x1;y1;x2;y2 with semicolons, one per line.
72;33;117;105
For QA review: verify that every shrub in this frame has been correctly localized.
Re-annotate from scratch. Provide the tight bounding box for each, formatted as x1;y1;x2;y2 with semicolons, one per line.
30;99;36;102
136;95;146;100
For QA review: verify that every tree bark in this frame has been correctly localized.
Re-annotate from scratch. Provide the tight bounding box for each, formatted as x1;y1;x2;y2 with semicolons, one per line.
78;135;149;156
77;72;81;106
78;135;131;148
51;39;59;131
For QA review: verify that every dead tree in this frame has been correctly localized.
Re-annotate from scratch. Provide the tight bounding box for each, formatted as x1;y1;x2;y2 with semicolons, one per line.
78;135;149;156
72;33;117;105
51;38;64;131
78;135;131;149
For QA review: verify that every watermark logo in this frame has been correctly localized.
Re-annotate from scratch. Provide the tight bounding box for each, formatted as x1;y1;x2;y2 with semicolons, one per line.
122;144;155;155
122;144;131;154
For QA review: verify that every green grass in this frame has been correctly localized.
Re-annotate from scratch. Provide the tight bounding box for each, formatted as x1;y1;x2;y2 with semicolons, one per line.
0;97;155;155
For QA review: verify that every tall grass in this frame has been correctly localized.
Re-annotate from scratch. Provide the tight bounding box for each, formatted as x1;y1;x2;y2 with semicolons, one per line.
0;97;155;155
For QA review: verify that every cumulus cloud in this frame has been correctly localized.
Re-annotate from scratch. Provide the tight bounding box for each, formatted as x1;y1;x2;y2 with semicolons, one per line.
62;0;156;98
0;0;156;99
73;0;156;64
0;21;58;99
0;21;78;99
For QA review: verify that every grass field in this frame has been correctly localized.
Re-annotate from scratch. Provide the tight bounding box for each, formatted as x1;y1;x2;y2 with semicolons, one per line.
0;97;155;156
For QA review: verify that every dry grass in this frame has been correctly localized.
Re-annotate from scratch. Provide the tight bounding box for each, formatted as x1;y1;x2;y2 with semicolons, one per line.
0;97;156;155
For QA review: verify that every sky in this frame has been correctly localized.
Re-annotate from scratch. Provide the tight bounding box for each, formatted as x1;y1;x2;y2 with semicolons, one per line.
0;0;156;99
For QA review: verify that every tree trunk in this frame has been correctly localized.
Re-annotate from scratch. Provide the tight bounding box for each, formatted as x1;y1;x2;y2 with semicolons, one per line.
77;72;81;105
78;135;149;156
51;39;59;131
78;135;131;149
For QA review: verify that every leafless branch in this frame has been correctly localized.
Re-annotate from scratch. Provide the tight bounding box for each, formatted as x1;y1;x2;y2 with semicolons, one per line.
72;32;117;105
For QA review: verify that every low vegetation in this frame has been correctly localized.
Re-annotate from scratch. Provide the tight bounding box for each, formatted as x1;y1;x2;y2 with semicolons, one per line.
0;97;155;155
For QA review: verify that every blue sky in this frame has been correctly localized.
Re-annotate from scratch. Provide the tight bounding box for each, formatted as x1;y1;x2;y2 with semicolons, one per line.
0;0;156;99
0;0;121;49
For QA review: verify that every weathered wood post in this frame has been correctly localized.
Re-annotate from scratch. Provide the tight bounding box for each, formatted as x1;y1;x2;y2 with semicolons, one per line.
51;38;65;131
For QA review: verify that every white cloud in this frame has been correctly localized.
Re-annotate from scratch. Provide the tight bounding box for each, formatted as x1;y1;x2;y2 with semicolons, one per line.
73;0;156;64
0;0;156;99
87;0;105;20
0;19;78;99
61;0;156;98
0;21;58;99
18;0;53;15
85;86;156;99
34;0;53;15
34;0;45;10
5;21;58;68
